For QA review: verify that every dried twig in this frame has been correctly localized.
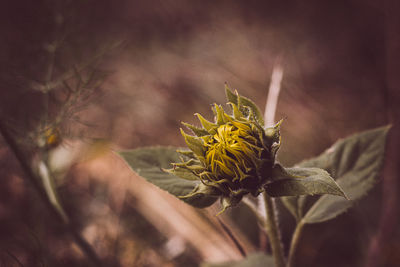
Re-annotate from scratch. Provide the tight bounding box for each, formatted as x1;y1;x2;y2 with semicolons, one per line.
0;120;105;267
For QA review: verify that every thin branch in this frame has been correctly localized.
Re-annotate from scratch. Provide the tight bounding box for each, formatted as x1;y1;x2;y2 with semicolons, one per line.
216;217;246;257
4;250;24;267
287;220;305;267
31;41;123;93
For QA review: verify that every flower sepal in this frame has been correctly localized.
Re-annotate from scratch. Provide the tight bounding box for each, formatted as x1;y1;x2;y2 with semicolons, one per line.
218;195;243;215
178;182;219;208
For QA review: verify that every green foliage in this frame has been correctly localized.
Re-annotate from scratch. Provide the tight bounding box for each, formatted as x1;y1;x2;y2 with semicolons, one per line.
118;145;348;210
116;87;390;267
117;95;390;224
225;84;265;126
280;195;304;222
265;165;346;198
201;253;274;267
118;147;217;208
281;126;390;224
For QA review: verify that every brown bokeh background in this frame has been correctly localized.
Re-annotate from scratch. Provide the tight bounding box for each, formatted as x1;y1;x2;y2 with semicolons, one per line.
0;0;399;266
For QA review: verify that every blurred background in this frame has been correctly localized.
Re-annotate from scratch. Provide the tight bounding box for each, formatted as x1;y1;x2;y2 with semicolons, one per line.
0;0;399;266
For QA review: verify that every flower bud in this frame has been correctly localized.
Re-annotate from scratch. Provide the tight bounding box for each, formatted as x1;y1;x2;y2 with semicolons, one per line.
168;87;282;212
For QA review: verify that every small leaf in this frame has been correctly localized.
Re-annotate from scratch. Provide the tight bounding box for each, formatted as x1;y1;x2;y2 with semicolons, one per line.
201;253;274;267
225;84;264;126
225;83;239;104
228;102;245;120
182;122;209;137
179;183;219;207
118;147;217;208
214;104;226;125
298;126;390;224
195;113;218;134
180;128;205;157
163;166;199;181
265;165;346;198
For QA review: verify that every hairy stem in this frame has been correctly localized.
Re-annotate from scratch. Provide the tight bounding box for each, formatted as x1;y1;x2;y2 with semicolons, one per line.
287;220;305;267
263;193;285;267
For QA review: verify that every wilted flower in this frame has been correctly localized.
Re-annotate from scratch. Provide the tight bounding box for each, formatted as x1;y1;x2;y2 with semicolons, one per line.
165;85;282;212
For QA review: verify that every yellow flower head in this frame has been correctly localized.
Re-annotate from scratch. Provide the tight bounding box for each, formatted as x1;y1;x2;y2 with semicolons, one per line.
166;85;282;212
205;120;264;181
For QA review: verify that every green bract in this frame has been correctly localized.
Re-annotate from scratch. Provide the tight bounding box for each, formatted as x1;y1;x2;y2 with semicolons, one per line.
165;86;282;212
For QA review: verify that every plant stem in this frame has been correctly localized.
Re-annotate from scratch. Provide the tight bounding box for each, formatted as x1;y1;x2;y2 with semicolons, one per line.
287;220;305;267
263;193;285;267
216;217;246;257
258;62;284;220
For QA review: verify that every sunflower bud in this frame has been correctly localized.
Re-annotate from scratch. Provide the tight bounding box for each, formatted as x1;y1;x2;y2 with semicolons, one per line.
168;87;282;212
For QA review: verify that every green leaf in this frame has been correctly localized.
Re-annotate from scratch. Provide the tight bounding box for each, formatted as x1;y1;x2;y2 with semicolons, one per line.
265;165;346;198
280;196;305;222
195;113;218;134
180;129;206;157
213;104;227;125
301;126;391;224
163;166;199;181
182;122;209;137
201;253;274;267
117;146;217;208
225;84;265;126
